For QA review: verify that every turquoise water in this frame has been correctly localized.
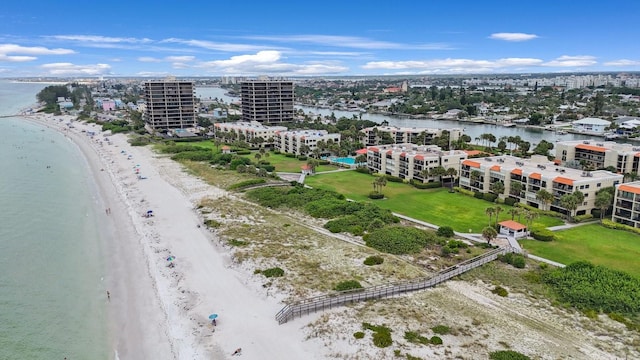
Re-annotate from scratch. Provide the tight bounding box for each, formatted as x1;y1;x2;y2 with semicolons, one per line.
0;82;110;359
330;156;356;165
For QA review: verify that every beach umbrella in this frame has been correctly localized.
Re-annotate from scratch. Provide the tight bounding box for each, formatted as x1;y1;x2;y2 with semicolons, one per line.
147;210;153;214
167;256;175;261
208;314;218;320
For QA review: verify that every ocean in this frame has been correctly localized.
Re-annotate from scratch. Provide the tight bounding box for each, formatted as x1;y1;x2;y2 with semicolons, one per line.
0;81;110;359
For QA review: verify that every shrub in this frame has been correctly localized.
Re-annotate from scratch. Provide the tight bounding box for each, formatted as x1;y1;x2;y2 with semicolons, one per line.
235;150;251;155
403;331;429;345
601;219;640;235
429;336;443;345
489;350;531;360
411;180;442;189
368;192;384;199
436;226;454;238
364;255;384;266
355;167;371;174
353;332;365;339
363;323;392;348
499;253;526;269
504;197;518;206
285;153;296;158
318;160;330;165
227;239;248;247
261;267;285;278
203;219;221;228
431;325;450;335
573;213;594;222
385;175;404;183
542;261;640;314
483;193;498;203
454;187;475;197
492;286;508;297
334;280;363;292
365;226;437;254
474;191;484;199
260;165;276;172
531;229;556;242
297;155;308;161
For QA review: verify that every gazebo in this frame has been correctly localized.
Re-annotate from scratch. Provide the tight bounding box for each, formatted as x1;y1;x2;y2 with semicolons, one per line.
301;164;313;175
498;220;528;239
221;145;231;154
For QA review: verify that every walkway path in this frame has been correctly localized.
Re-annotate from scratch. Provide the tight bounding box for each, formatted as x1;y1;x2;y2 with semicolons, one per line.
547;220;599;231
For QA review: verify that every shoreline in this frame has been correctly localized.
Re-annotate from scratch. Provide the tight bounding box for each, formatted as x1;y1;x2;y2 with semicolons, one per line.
23;113;325;359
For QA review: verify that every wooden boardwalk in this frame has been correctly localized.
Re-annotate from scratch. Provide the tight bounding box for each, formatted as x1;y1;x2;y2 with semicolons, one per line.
275;247;515;324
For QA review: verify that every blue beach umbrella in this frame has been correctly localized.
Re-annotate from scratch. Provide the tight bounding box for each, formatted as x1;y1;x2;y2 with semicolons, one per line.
208;314;218;320
167;256;175;261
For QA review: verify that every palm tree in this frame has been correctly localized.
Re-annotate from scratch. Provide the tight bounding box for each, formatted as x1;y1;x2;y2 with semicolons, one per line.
560;193;579;218
375;176;388;195
493;206;503;227
482;226;498;245
485;207;495;227
594;191;613;221
510;182;523;197
523;210;538;234
254;153;262;162
306;158;319;174
508;207;521;221
535;189;554;211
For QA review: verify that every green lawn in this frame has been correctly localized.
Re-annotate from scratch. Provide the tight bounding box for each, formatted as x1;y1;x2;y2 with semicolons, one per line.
521;224;640;277
304;171;563;233
246;152;338;173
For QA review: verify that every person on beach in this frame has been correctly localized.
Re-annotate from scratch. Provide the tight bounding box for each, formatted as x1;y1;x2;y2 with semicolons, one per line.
106;291;110;301
232;348;242;356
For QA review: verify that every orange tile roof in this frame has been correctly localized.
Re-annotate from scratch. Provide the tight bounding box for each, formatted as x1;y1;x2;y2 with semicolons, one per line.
635;152;640;158
414;155;424;161
462;159;481;168
529;172;542;180
553;176;574;186
369;147;379;153
576;144;606;152
464;150;483;156
499;220;527;231
553;159;561;164
511;168;522;175
355;148;368;155
386;150;393;155
490;165;501;171
400;152;407;157
618;184;640;195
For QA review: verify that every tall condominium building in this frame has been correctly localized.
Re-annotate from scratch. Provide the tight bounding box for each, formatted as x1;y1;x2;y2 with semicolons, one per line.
143;80;196;131
555;139;640;175
241;80;294;124
274;129;340;156
459;155;622;216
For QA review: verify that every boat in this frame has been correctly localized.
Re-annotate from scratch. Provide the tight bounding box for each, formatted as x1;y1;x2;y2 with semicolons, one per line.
556;131;567;135
503;123;516;127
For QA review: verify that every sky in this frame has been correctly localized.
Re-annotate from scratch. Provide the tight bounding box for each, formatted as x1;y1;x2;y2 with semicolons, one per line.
1;1;640;78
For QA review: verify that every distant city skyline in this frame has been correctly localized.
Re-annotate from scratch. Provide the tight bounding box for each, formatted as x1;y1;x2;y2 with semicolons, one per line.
1;1;640;77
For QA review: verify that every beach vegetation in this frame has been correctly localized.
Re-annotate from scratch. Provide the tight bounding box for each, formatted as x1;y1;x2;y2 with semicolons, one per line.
227;239;248;247
404;331;430;345
498;253;526;269
429;336;443;345
489;350;531;360
203;219;221;228
334;280;363;291
353;331;365;339
362;322;392;348
542;261;640;316
363;226;439;255
363;255;384;266
436;226;454;238
431;325;450;335
492;286;509;297
227;178;266;190
261;267;285;278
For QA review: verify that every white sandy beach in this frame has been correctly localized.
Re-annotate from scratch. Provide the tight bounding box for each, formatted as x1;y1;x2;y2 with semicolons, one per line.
26;114;328;360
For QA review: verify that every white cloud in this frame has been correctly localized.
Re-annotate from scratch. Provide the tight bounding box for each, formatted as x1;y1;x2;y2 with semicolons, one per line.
49;35;152;44
0;54;37;62
604;59;640;66
165;55;195;62
197;50;348;75
161;38;274;52
136;71;172;77
40;62;112;76
489;33;539;42
543;55;597;67
362;57;543;73
0;43;75;56
245;34;452;50
138;56;162;62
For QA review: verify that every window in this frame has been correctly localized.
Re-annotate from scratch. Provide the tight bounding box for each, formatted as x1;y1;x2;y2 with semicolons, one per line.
597;183;602;187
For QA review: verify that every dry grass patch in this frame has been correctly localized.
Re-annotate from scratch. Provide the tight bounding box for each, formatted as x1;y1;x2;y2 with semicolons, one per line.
179;160;261;189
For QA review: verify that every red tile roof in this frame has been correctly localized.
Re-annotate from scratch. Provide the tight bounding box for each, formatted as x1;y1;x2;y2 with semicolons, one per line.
511;168;522;176
355;148;368;155
462;159;481;168
490;165;501;171
553;176;574;186
576;144;606;152
499;220;527;231
414;155;424;161
619;184;640;195
529;172;542;180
